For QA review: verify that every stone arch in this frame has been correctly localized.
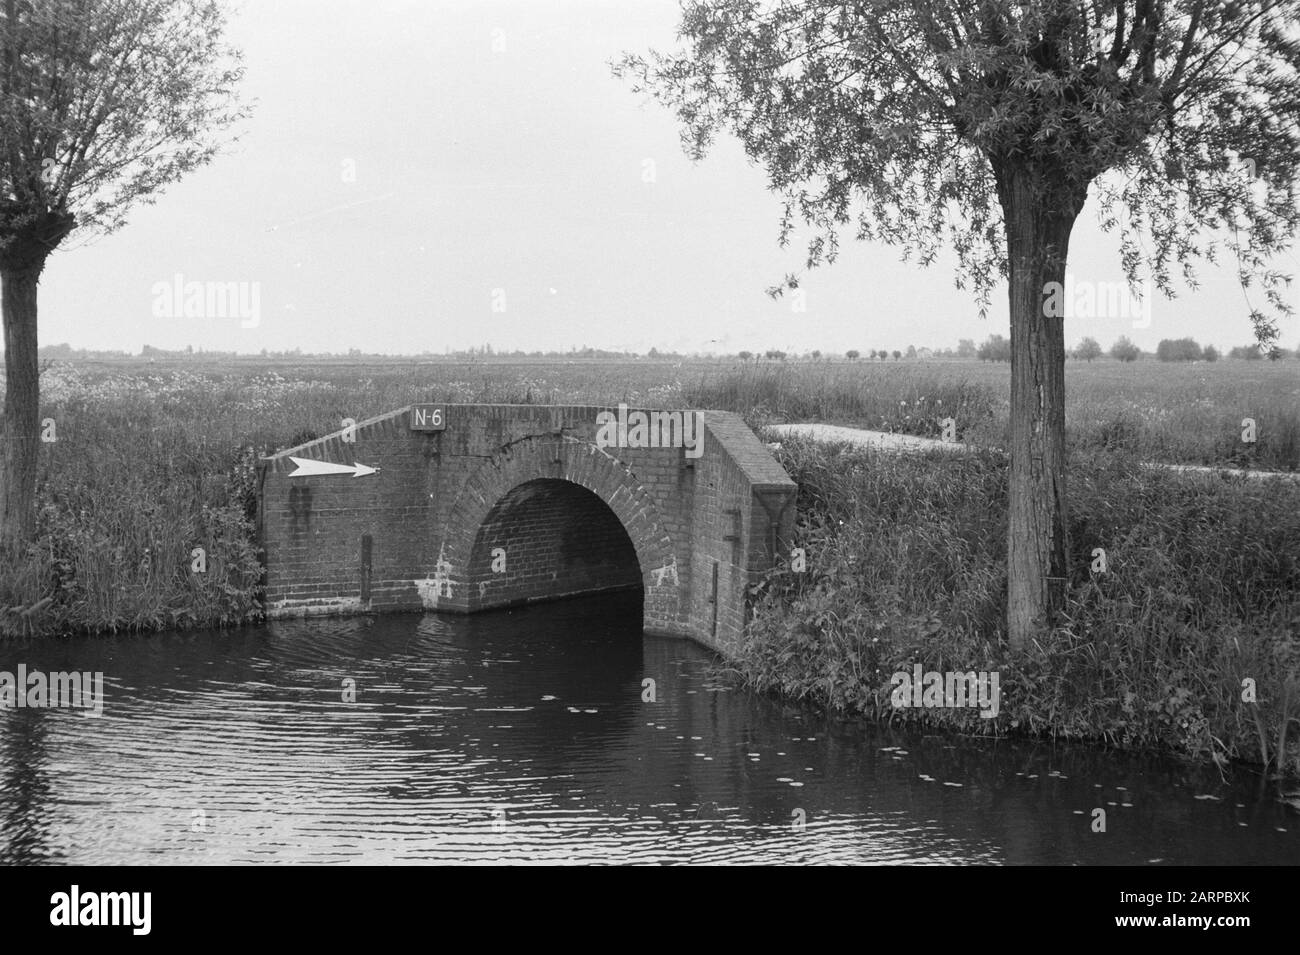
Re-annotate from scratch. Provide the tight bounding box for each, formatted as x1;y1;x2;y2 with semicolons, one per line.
467;478;643;610
429;435;684;633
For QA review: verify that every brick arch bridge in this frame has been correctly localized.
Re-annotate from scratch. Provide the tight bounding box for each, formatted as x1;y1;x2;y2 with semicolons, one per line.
257;404;796;654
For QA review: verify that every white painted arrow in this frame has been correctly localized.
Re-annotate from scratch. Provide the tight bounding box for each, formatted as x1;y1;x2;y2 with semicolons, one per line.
288;456;380;478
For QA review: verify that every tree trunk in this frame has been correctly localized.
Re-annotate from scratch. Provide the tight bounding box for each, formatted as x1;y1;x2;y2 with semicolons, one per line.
0;266;44;552
995;163;1084;650
0;206;74;555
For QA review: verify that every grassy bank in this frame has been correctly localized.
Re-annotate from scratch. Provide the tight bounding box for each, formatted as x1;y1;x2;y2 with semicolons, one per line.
732;434;1300;776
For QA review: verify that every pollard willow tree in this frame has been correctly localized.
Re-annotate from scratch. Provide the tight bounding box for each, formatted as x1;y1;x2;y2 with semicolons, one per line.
0;0;246;552
617;0;1300;648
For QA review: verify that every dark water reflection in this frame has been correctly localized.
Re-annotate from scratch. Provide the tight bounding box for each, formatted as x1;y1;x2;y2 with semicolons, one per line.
0;593;1296;864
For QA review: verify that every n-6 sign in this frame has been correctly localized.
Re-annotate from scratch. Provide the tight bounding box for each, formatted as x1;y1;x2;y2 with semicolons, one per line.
410;405;446;431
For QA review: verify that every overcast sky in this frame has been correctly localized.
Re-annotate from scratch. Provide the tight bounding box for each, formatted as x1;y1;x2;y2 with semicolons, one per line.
37;0;1299;356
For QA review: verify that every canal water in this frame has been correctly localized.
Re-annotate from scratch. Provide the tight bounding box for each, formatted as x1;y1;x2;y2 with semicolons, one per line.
1;592;1296;864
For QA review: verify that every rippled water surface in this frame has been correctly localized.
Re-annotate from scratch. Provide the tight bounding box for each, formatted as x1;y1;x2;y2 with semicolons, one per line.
1;593;1297;864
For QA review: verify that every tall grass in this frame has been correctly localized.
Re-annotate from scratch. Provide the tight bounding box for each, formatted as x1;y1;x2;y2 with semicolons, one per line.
682;360;998;440
685;359;1300;469
732;433;1300;775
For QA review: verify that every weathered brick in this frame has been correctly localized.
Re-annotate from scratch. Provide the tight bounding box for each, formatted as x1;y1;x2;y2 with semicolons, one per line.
256;404;794;655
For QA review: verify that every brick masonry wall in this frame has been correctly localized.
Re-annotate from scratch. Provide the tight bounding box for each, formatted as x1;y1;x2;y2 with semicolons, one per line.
256;404;795;656
687;413;797;655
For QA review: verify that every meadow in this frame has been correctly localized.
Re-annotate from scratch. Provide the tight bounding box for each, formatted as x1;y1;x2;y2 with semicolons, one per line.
31;352;1300;468
2;354;1297;775
685;357;1300;470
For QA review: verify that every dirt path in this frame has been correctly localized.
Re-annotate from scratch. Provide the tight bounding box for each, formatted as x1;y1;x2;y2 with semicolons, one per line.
765;422;1300;483
766;422;968;454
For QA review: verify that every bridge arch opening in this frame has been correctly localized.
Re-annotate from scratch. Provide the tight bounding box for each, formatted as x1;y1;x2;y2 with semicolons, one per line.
466;478;643;613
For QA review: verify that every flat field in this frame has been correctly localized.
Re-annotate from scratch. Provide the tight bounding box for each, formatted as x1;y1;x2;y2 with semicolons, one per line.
31;355;1299;469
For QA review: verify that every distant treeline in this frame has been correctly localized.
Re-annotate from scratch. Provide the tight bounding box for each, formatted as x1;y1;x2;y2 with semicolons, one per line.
972;335;1294;363
33;343;651;362
29;338;1298;363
